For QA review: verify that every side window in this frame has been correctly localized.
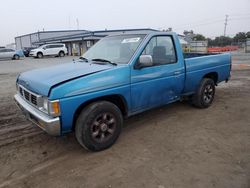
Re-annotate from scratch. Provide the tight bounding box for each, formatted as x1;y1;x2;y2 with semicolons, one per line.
142;36;177;65
51;45;62;48
1;49;14;52
6;49;14;52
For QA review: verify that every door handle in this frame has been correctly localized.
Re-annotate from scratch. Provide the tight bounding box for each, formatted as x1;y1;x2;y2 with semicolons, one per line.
174;71;181;75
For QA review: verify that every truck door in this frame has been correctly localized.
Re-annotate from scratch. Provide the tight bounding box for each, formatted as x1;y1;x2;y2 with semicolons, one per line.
130;35;185;112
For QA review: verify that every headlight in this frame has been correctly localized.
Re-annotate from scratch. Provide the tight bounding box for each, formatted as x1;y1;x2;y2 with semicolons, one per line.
42;98;60;117
43;98;48;111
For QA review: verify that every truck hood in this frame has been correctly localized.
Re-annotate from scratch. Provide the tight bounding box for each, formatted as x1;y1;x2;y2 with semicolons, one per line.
17;62;112;96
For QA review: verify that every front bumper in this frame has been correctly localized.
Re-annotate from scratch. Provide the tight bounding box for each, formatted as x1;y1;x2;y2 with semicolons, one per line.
14;94;61;136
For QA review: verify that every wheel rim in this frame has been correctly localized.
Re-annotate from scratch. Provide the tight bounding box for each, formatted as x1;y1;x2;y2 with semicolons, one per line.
203;84;214;103
38;54;42;58
90;112;116;143
60;52;64;57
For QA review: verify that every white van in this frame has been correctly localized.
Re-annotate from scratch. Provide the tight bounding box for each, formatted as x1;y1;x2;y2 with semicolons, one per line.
29;44;68;58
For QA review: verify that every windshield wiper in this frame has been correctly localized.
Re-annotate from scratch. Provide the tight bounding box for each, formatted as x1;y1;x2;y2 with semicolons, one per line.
79;57;89;62
91;58;117;66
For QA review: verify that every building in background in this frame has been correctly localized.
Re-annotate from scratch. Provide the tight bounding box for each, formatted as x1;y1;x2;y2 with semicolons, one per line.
15;29;157;56
182;30;208;53
189;40;208;53
178;35;189;52
246;39;250;53
183;30;195;43
15;30;88;50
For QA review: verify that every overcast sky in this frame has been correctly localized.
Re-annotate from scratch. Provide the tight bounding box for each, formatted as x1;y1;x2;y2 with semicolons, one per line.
0;0;250;45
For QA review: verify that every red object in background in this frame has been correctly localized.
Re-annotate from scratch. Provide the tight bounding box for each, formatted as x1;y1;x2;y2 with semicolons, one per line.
208;46;239;53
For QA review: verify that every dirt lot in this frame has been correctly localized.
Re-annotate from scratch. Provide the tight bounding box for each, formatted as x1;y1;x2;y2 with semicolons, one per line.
0;54;250;188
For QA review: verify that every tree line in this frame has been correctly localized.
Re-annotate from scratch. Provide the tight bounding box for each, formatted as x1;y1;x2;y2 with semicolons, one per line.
192;32;250;47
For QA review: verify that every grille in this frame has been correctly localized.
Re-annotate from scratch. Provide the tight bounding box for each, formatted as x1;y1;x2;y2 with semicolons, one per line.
18;85;40;107
31;94;37;105
19;87;23;95
24;90;29;100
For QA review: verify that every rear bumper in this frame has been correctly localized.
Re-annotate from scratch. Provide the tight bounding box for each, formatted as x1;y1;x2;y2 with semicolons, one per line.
14;94;61;136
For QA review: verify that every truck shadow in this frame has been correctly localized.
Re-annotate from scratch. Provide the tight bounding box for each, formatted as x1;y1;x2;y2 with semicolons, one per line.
0;99;212;184
0;100;196;157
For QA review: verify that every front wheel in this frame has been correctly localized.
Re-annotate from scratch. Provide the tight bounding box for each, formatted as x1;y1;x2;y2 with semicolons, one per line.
191;78;215;108
37;52;43;58
75;101;123;151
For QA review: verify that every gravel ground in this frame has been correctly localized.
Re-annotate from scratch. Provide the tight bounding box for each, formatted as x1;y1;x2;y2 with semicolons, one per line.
0;53;249;188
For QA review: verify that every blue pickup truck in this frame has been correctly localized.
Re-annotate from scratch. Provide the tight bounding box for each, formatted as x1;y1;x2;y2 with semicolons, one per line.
14;31;231;151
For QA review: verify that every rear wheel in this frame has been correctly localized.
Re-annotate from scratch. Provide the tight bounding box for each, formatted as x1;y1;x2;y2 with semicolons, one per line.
191;78;215;108
13;54;20;60
59;51;65;57
75;101;123;151
37;52;43;58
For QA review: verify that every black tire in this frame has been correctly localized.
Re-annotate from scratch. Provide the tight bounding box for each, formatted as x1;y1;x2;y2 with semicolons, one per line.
75;101;123;151
13;54;20;60
59;51;65;57
191;78;215;108
37;52;43;58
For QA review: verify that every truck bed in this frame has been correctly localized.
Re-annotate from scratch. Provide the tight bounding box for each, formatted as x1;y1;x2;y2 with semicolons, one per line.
183;53;231;94
184;52;220;59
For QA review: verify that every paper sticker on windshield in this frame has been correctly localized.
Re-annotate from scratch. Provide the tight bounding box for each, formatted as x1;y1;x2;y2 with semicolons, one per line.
122;38;140;43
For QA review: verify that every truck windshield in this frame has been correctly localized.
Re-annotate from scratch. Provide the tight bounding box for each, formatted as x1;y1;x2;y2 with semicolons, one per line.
82;34;145;64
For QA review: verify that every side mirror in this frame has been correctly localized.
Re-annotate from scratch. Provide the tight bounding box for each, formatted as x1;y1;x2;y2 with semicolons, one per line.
135;55;153;69
43;47;46;50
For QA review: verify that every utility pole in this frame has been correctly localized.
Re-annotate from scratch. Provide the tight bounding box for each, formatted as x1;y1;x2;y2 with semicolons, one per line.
68;15;71;29
224;15;229;36
76;18;79;30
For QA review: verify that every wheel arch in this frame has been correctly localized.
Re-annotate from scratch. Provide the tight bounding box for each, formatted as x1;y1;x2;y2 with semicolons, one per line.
72;94;128;131
203;72;218;84
13;54;19;59
37;51;43;56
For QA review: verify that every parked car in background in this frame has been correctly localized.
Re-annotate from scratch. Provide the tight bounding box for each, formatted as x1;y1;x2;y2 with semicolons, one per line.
0;48;20;60
16;49;25;58
23;47;36;57
29;43;68;58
